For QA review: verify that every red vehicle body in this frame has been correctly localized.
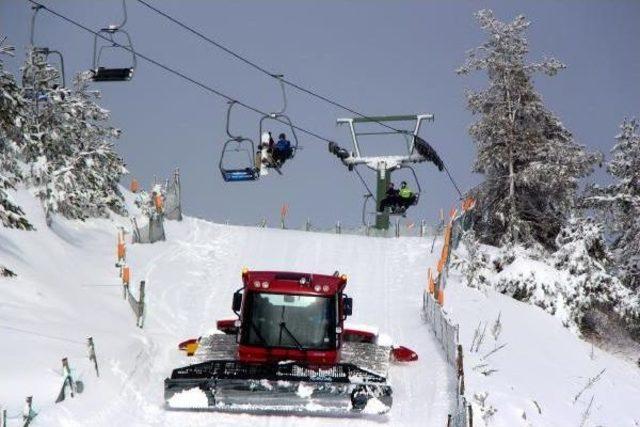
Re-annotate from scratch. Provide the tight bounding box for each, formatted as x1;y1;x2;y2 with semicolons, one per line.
166;270;417;414
233;270;350;365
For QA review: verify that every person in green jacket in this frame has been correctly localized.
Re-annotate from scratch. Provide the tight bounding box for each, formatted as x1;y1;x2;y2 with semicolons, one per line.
397;181;416;209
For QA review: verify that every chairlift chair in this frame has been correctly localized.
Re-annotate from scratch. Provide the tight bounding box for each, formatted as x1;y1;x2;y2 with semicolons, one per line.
219;101;259;182
258;75;299;169
330;114;442;228
362;165;421;224
24;5;66;97
90;0;136;82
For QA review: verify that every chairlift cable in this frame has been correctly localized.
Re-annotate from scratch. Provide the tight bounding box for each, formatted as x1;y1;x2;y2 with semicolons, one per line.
27;0;335;146
31;0;466;197
134;0;408;135
353;166;375;202
442;164;463;198
134;0;467;196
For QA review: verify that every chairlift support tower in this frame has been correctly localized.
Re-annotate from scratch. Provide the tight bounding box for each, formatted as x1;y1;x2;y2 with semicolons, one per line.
335;114;434;230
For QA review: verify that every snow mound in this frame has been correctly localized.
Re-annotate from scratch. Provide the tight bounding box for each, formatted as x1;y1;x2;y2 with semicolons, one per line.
167;388;209;409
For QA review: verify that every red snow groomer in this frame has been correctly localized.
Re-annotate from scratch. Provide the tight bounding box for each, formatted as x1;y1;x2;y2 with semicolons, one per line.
164;270;417;415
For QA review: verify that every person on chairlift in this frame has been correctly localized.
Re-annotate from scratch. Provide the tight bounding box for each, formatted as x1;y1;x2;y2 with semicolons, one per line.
258;131;275;171
397;181;416;208
261;131;275;150
272;133;293;165
378;182;399;212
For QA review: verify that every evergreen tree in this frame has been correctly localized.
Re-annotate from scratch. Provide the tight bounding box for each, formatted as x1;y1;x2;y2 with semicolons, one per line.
21;48;126;223
458;10;600;248
586;118;640;289
67;71;127;218
0;36;32;230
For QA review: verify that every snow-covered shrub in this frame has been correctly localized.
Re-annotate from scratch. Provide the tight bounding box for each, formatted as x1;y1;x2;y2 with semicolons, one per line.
455;219;640;335
584;118;640;291
553;217;640;334
452;230;490;289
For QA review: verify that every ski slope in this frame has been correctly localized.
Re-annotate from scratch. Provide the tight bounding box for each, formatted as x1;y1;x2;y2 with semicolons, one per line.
0;190;454;426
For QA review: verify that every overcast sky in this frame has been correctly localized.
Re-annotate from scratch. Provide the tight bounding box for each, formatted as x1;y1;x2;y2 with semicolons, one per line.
2;0;639;228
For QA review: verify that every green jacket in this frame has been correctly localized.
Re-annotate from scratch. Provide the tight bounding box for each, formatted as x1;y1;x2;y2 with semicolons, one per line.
399;187;413;198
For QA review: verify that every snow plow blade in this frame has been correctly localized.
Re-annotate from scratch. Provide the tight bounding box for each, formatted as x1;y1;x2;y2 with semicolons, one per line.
164;360;392;414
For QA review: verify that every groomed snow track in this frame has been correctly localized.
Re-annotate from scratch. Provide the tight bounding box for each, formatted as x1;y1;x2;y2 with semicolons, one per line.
0;198;455;426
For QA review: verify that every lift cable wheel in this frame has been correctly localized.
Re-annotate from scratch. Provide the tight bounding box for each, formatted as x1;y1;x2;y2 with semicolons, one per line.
219;100;259;182
91;0;136;82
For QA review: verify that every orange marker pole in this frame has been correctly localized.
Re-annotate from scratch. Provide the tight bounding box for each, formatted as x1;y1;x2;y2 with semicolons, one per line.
130;178;140;193
428;268;435;295
122;266;130;286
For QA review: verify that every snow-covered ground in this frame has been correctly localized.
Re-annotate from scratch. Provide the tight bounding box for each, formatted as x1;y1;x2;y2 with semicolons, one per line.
445;268;640;426
0;190;453;426
2;189;639;426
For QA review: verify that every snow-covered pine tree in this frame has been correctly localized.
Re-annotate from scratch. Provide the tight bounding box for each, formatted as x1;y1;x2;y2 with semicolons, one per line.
585;118;640;289
21;47;74;223
67;71;127;218
554;216;639;334
21;48;126;223
457;10;600;249
0;36;32;230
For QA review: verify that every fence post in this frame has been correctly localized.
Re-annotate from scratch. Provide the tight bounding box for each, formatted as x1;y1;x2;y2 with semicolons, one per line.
365;220;370;236
420;219;426;237
1;407;6;427
335;221;341;234
87;336;99;377
121;266;130;300
62;357;74;398
305;218;311;231
22;396;34;426
55;357;79;403
138;280;146;328
457;344;465;395
395;218;400;238
116;228;126;266
131;217;140;244
280;204;288;229
173;169;182;221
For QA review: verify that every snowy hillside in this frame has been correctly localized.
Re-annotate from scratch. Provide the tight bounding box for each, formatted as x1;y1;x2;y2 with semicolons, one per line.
0;189;453;426
2;189;639;426
446;276;640;426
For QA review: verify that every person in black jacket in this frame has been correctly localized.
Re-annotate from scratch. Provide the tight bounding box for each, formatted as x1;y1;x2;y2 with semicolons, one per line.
378;182;399;212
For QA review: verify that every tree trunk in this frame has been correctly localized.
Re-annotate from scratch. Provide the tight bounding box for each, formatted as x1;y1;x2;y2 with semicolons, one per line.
505;83;518;243
508;144;516;240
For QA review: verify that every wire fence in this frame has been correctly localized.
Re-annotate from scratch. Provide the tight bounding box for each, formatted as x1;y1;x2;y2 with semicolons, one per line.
420;197;476;427
245;216;442;239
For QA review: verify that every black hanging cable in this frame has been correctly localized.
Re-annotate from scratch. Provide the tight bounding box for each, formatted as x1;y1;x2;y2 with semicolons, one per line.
134;0;466;197
353;166;375;202
27;0;336;146
443;164;463;198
